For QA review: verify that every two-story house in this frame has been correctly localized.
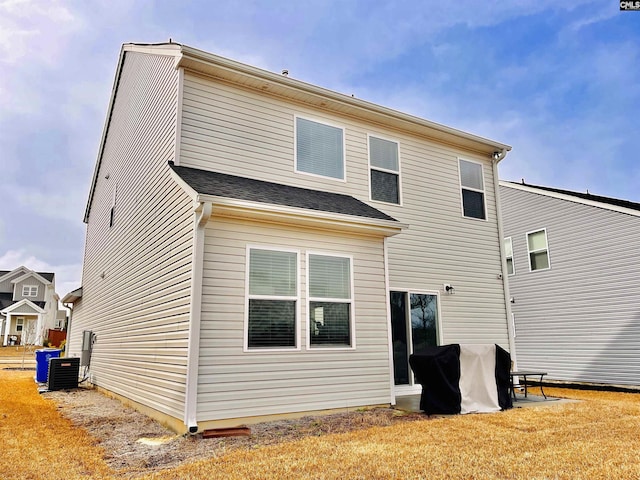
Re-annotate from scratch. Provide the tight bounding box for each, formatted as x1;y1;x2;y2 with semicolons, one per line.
500;181;640;387
0;266;62;346
63;42;515;434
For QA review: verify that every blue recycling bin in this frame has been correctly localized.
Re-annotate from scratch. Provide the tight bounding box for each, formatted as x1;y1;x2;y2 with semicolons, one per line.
35;348;61;383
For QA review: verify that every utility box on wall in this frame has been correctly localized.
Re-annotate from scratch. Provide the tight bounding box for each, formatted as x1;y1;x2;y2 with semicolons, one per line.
81;330;95;367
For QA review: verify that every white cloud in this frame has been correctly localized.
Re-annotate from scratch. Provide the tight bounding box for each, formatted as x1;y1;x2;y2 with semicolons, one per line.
0;249;82;298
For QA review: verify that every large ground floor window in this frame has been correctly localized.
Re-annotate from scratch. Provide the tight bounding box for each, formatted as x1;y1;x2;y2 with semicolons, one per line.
390;291;440;385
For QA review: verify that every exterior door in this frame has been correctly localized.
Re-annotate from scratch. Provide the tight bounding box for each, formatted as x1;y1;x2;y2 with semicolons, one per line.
390;291;440;386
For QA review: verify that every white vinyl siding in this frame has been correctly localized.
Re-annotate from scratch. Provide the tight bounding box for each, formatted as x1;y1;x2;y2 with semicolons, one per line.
180;71;510;352
197;217;390;422
295;116;345;180
22;285;38;297
501;183;640;386
369;135;400;204
307;253;354;349
68;51;192;421
245;247;299;350
527;229;550;271
458;158;486;220
504;237;515;275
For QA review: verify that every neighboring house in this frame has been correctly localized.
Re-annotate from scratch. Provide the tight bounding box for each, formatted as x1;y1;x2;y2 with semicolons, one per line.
500;181;640;386
63;42;515;434
0;266;62;346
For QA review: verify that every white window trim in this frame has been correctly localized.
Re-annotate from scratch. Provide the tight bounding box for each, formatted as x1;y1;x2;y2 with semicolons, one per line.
306;251;355;351
367;133;402;206
243;245;301;352
16;317;25;332
457;157;488;221
22;285;38;297
504;236;515;276
526;228;551;272
293;114;347;182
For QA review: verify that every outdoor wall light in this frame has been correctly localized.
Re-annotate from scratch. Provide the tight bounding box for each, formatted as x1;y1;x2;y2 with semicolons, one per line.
444;283;455;295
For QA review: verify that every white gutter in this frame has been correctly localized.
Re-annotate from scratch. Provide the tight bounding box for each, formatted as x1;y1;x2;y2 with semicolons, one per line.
184;201;212;433
492;150;518;370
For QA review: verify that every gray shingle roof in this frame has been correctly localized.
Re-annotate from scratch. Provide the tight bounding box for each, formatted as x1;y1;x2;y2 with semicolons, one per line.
505;181;640;212
0;270;54;283
170;163;397;222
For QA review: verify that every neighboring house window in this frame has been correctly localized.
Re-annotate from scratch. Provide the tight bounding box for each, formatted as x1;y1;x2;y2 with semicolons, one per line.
22;285;38;297
527;229;550;271
246;248;298;349
295;116;345;180
458;159;486;220
369;135;400;204
16;317;24;332
504;237;515;275
308;253;353;348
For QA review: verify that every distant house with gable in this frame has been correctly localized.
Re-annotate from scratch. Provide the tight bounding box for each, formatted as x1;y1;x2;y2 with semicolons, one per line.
0;266;63;346
500;181;640;386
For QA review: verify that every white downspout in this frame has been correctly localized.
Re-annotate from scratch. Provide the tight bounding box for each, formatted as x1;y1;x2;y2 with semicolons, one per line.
383;237;396;406
184;201;212;434
492;150;518;370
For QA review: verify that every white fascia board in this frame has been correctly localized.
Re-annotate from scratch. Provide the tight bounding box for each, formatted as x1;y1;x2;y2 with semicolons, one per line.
197;194;407;237
500;181;640;218
1;299;46;315
167;166;199;201
61;288;83;304
10;271;52;285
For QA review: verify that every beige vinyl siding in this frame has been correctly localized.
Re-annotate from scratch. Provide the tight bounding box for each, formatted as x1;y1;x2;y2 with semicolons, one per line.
196;216;390;421
69;51;194;419
179;71;510;351
501;185;640;386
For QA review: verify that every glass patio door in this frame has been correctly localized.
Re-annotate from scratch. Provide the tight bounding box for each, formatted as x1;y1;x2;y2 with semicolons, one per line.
390;291;440;385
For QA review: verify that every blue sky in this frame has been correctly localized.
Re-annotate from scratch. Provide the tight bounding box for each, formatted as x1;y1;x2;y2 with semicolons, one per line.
1;0;638;296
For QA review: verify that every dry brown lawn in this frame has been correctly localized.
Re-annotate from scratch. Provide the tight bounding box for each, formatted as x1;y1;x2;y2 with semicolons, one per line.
1;359;640;480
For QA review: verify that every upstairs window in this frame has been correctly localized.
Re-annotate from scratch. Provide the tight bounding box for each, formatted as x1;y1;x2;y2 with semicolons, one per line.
308;253;353;348
458;159;486;220
504;237;515;275
22;285;38;297
295;117;345;180
246;248;299;349
527;229;550;271
369;135;400;204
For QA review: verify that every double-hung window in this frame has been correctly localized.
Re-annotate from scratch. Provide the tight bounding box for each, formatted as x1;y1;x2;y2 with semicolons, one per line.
16;317;24;332
369;135;400;204
527;229;550;271
308;253;353;348
22;285;38;297
246;248;299;350
504;237;515;275
295;116;345;180
458;159;486;220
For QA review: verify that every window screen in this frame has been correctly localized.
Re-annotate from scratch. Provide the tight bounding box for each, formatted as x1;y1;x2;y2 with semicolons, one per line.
296;117;344;180
370;136;400;204
308;254;353;347
247;249;298;348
